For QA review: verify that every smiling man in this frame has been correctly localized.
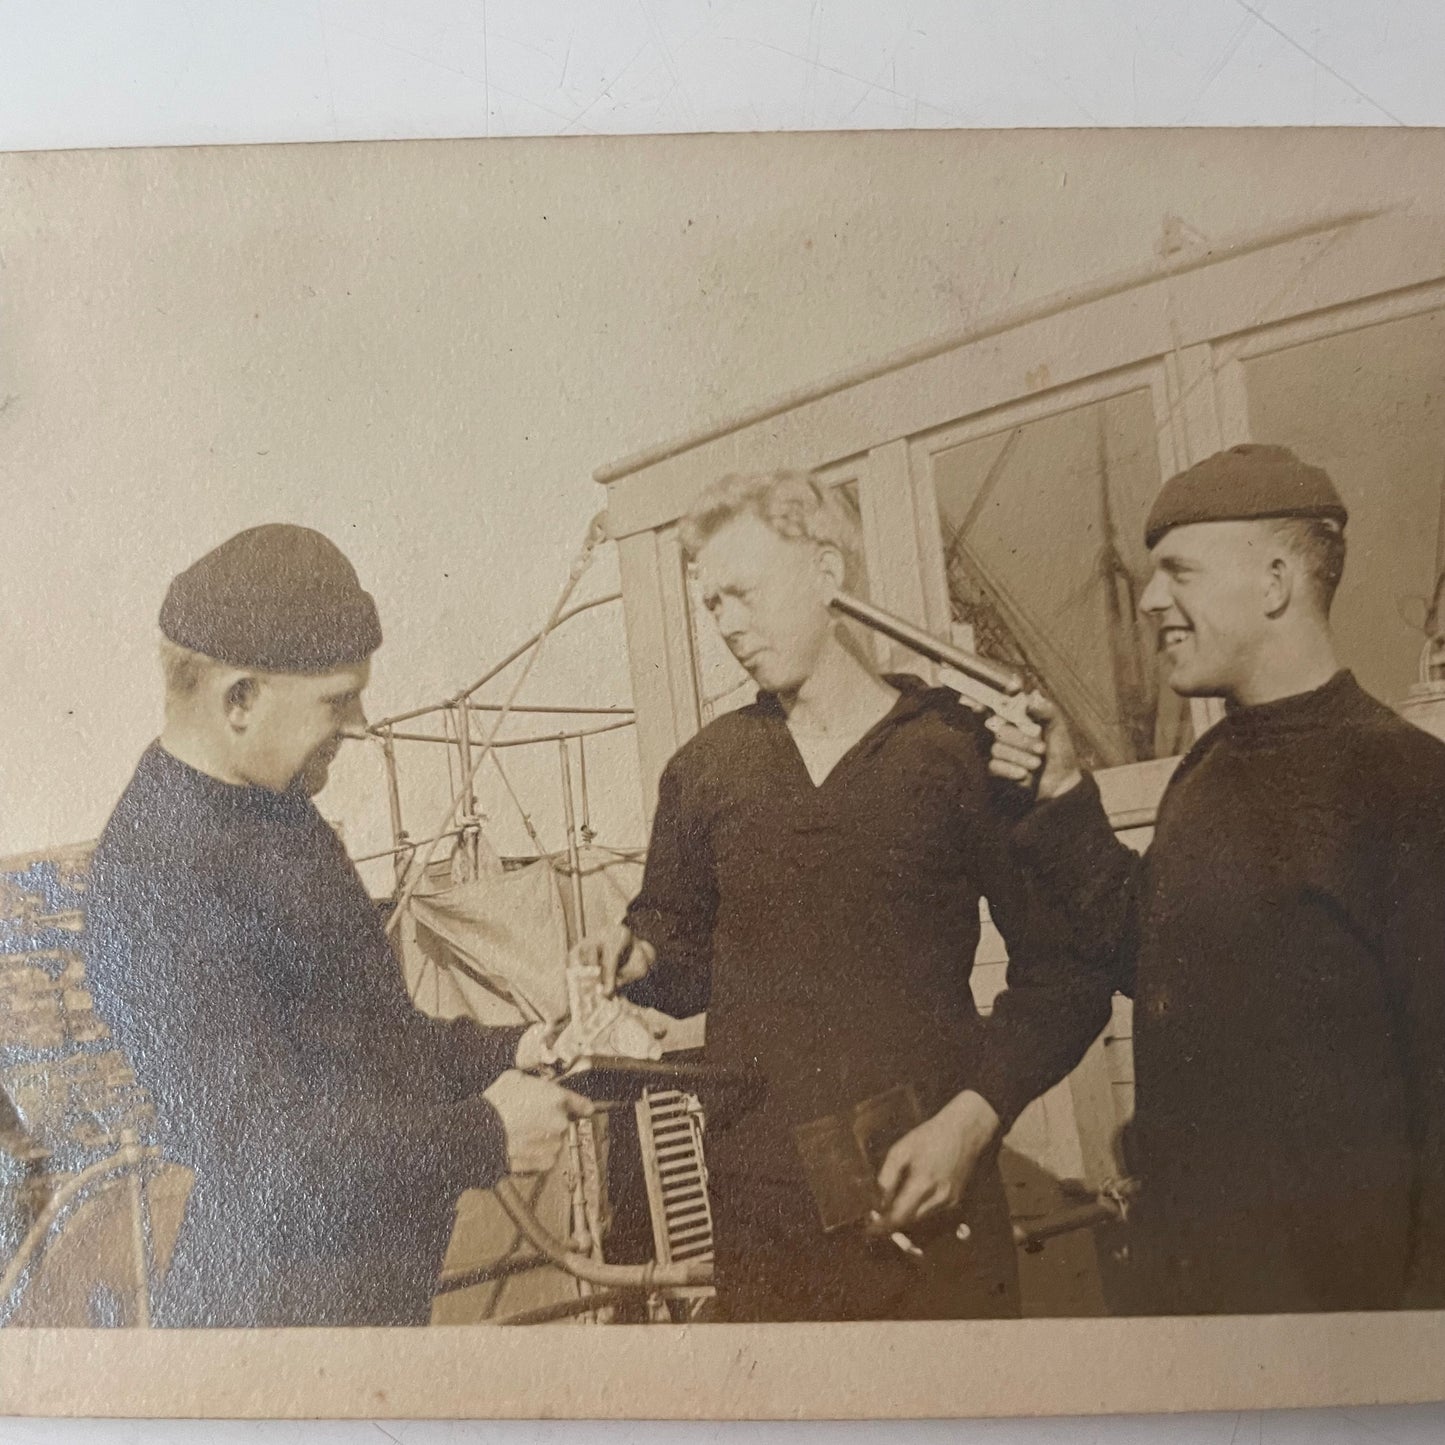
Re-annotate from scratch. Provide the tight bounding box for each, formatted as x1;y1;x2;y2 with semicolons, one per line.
576;471;1101;1322
988;444;1445;1314
84;524;589;1327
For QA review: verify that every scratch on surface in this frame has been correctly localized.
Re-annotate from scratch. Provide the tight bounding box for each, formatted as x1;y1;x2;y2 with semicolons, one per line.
481;0;491;136
1233;0;1405;123
1340;1406;1414;1444
1180;11;1257;121
560;18;576;88
726;36;972;126
318;16;585;130
1311;18;1319;123
638;0;698;130
803;0;823;127
837;63;892;127
987;30;1103;125
317;5;340;140
561;40;653;134
483;27;554;65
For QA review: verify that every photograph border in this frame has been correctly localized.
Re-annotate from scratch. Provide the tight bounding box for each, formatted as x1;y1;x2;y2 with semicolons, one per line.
4;1314;1445;1419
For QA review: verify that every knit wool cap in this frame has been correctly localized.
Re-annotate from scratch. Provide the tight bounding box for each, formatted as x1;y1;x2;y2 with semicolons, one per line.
160;524;382;672
1145;444;1348;549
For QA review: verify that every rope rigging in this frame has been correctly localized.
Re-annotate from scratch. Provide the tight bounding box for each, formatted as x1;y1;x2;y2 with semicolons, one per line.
381;511;613;935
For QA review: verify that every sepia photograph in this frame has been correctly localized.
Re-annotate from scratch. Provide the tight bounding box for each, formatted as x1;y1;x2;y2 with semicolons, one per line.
2;123;1445;1419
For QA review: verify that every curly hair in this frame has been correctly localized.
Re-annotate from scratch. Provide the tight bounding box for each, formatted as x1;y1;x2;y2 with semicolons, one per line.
678;470;864;588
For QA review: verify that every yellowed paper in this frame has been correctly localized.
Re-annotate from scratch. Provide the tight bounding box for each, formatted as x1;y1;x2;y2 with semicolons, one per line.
3;129;1445;1418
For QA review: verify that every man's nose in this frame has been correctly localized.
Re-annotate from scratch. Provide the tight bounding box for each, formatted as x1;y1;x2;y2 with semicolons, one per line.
1139;569;1170;618
715;598;745;639
344;696;368;732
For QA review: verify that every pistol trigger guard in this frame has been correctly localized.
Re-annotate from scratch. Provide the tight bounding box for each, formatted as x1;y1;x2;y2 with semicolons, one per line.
994;691;1042;740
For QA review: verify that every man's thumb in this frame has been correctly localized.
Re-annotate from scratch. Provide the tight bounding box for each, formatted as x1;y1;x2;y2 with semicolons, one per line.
562;1089;595;1119
1026;690;1059;726
877;1149;905;1206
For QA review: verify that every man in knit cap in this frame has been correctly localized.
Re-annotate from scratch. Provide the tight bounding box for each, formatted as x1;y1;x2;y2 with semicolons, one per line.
85;524;590;1327
986;444;1445;1313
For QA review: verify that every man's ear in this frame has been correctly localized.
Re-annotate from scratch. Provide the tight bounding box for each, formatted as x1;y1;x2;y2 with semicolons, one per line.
221;673;260;732
1263;551;1294;619
815;542;847;596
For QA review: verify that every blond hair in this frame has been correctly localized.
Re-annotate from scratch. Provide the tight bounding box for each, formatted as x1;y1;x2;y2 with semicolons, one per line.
679;471;864;589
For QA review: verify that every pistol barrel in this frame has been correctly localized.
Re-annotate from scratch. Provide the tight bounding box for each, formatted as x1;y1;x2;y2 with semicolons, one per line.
829;590;1024;697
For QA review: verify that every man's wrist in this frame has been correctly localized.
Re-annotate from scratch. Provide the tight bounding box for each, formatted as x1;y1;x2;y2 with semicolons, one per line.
514;1022;558;1072
1039;768;1084;802
941;1089;1001;1142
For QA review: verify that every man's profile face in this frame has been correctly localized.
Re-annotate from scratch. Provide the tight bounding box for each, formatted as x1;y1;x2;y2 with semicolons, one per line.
1139;521;1275;700
694;514;835;697
234;661;370;795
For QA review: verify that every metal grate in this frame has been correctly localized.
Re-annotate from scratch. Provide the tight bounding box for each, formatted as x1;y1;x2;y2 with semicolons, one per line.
635;1088;713;1268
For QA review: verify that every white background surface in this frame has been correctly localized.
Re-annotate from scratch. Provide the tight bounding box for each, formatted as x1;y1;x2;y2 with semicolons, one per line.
3;1;1444;1441
1;0;1443;144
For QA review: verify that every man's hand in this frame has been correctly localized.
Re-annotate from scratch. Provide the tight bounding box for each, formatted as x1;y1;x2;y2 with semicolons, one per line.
482;1069;593;1175
875;1091;1001;1231
570;923;655;996
516;1001;671;1069
514;1019;566;1073
987;693;1083;802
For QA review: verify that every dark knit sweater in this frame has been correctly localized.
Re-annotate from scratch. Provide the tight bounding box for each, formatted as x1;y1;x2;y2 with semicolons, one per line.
1013;671;1445;1312
85;743;523;1326
625;676;1104;1209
